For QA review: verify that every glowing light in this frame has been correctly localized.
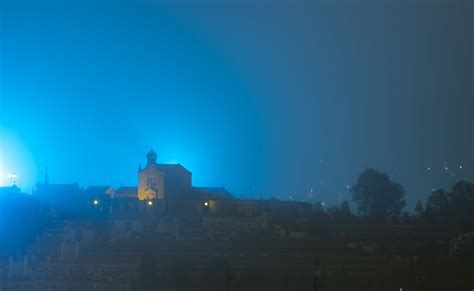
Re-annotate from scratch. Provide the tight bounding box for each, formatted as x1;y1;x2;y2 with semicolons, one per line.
7;173;17;179
346;185;350;189
444;167;448;171
459;165;463;169
147;200;153;206
204;201;209;206
93;200;99;205
427;167;431;171
7;173;17;185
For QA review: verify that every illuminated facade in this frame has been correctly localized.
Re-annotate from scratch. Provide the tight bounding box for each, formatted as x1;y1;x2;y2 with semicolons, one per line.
137;149;193;201
138;149;165;200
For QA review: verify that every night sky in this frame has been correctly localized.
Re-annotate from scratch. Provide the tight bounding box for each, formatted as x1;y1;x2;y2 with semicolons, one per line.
0;0;472;208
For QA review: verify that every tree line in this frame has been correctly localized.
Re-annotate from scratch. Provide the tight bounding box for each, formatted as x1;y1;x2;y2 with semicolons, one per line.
334;168;474;229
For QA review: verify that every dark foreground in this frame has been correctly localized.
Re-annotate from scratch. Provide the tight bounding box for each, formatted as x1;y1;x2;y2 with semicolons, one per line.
1;222;472;291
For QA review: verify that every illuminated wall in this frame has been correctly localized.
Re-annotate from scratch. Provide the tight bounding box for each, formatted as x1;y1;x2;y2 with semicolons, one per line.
138;150;164;200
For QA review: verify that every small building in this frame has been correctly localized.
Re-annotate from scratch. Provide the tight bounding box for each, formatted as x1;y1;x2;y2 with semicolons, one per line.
84;186;115;199
34;175;85;216
137;149;192;201
115;186;138;199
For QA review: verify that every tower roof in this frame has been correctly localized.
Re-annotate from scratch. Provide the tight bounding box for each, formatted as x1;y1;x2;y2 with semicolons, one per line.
146;149;157;164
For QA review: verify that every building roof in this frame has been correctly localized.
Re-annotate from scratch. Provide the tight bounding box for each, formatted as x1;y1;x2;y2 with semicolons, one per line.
146;149;157;164
36;182;81;193
157;163;191;174
115;186;138;198
85;186;115;196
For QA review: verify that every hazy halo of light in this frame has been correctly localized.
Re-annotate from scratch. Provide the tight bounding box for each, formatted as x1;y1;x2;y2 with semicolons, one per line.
0;127;37;190
0;1;472;205
0;163;3;186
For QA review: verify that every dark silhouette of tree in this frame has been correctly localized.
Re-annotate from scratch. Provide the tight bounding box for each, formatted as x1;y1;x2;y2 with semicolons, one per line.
313;201;326;213
423;181;474;229
326;201;352;223
351;168;405;219
415;200;424;217
340;200;351;216
424;189;450;223
449;180;474;229
426;189;449;213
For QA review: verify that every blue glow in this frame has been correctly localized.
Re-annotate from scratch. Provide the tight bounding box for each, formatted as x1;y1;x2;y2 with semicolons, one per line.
0;127;36;189
0;1;472;206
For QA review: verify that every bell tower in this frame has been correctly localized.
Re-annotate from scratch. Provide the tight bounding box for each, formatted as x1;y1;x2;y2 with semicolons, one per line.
138;149;165;200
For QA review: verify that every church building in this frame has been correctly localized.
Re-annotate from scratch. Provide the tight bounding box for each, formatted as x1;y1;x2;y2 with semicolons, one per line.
35;149;232;216
137;149;192;201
